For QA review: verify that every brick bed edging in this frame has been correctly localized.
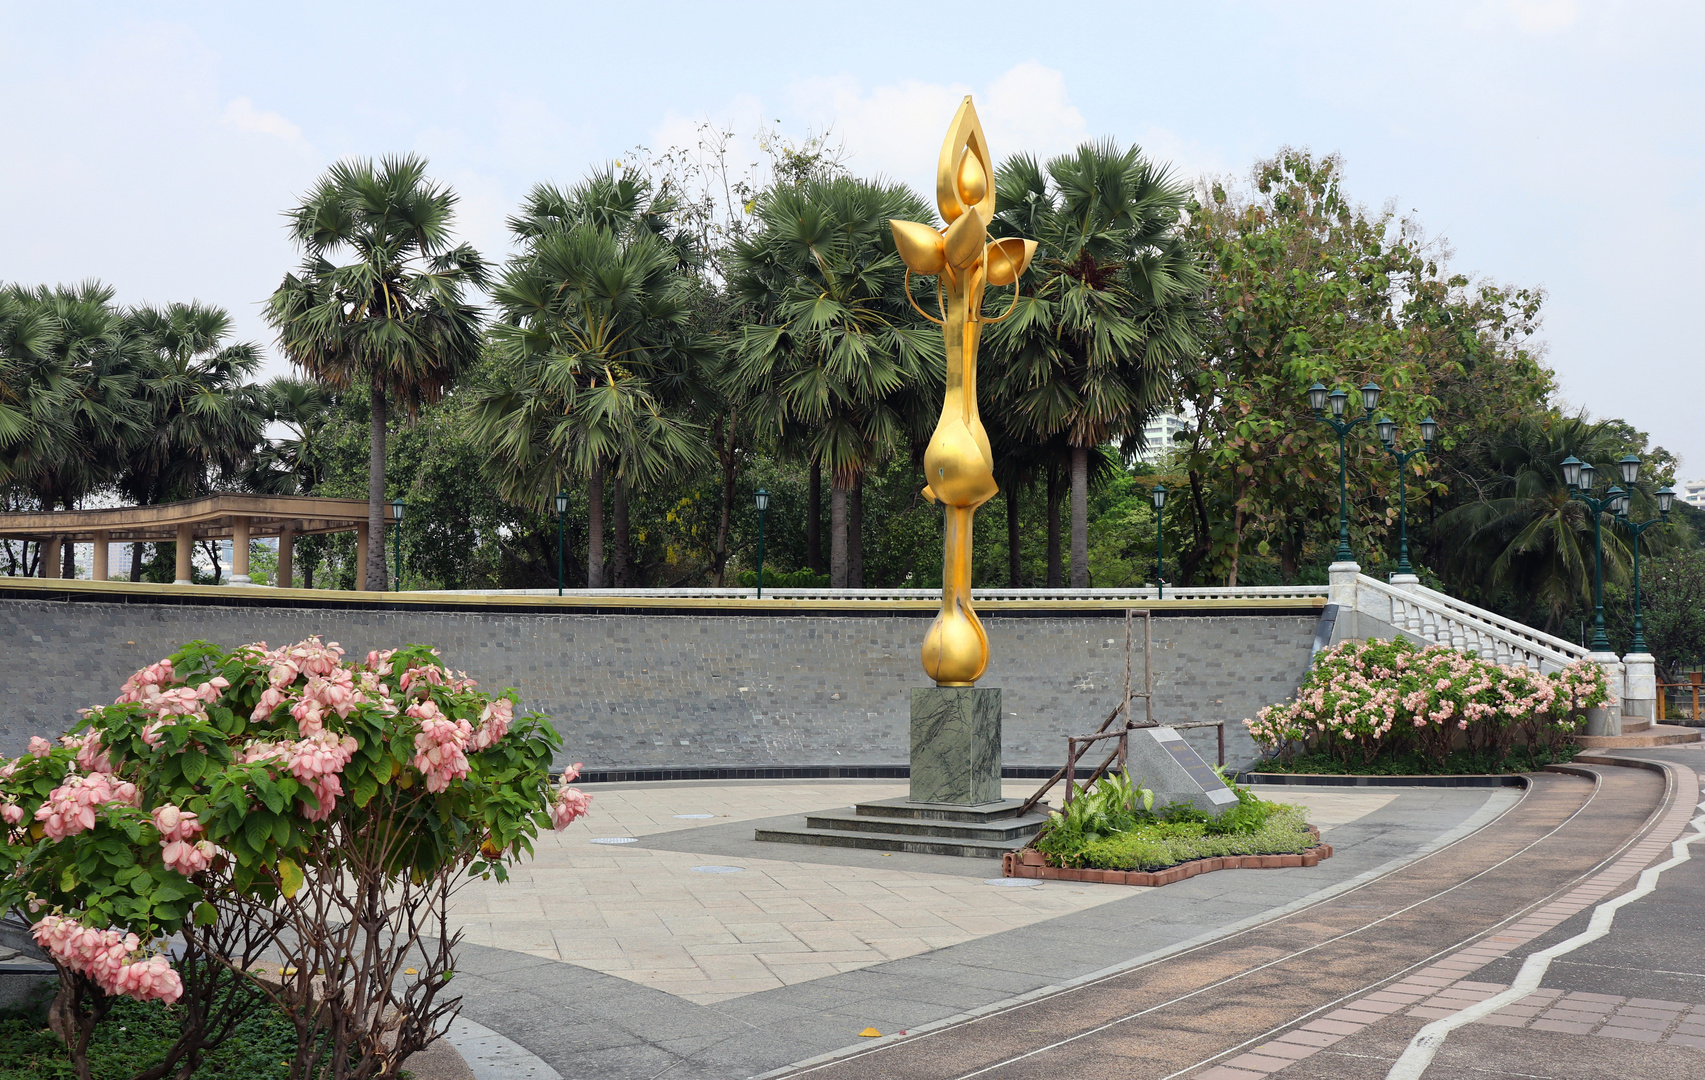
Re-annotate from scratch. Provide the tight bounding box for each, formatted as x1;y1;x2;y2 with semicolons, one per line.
1002;838;1333;887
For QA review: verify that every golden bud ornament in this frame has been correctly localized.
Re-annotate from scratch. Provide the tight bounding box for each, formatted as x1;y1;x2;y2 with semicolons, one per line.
889;97;1035;686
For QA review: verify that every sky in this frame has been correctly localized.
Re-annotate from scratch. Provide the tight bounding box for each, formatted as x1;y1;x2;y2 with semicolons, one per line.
3;0;1701;473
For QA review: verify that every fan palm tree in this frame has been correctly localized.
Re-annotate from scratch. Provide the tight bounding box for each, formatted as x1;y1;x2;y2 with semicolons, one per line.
468;169;708;588
246;378;337;496
1437;414;1667;633
728;176;941;587
985;142;1204;586
266;155;488;590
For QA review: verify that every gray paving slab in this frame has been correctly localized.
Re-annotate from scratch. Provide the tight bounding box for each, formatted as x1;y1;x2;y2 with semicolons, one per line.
447;784;1508;1079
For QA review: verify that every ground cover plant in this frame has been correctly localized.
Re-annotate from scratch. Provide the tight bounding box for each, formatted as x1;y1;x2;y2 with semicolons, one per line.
1245;638;1611;774
0;637;591;1080
0;979;321;1080
1031;769;1316;871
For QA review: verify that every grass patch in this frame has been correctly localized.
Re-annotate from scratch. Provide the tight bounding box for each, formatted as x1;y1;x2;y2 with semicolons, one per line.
1032;778;1318;871
0;981;339;1080
1253;743;1581;777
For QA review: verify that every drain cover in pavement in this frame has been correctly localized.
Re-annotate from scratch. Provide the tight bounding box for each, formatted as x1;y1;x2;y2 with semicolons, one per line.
674;814;714;819
692;865;744;874
985;878;1042;887
589;837;638;845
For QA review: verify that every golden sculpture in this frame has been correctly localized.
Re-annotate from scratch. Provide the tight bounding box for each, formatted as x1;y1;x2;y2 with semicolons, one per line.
891;97;1035;686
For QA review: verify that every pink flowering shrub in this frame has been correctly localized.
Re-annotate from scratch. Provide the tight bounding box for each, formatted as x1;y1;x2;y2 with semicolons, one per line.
1245;639;1613;767
0;636;590;1080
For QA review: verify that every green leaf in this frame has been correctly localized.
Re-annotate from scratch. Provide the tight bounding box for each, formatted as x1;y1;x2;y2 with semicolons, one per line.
193;902;219;926
278;858;303;899
181;751;206;784
244;812;272;853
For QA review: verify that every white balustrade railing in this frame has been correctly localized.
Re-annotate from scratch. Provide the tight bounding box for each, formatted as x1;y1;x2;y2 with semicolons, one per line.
1350;574;1588;673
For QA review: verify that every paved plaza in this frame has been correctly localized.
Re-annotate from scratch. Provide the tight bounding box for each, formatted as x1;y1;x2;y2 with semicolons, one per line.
449;781;1397;1006
431;751;1705;1079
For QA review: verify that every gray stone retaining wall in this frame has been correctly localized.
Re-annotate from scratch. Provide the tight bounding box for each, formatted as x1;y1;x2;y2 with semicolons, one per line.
0;600;1314;770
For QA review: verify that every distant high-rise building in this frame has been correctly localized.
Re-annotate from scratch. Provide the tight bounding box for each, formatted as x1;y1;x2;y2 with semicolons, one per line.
1131;412;1190;465
1679;479;1705;509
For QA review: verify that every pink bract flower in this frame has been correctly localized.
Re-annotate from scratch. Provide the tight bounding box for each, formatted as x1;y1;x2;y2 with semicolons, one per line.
471;699;513;751
34;773;140;841
27;737;52;758
411;716;472;793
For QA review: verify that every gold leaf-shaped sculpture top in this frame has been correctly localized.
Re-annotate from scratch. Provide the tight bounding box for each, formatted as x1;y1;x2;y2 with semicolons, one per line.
985;237;1037;287
890;219;947;275
936;99;995;227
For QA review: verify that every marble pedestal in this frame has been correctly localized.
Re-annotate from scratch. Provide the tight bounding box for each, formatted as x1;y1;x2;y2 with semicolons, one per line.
1585;651;1625;736
909;687;1001;805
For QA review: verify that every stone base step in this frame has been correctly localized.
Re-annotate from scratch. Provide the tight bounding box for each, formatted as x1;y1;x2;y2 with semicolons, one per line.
756;797;1052;859
806;807;1051;842
1621;717;1652;733
752;825;1023;859
1576;724;1702;748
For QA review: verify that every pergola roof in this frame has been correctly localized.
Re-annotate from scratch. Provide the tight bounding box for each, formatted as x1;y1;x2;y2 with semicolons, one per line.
0;494;398;543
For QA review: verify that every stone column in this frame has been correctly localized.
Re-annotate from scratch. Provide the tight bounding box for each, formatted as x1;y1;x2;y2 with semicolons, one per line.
229;516;251;584
354;522;369;591
1621;653;1657;726
92;531;109;582
1585;651;1626;736
174;523;194;585
277;525;294;589
1388;573;1421;593
43;537;63;579
1327;560;1360;642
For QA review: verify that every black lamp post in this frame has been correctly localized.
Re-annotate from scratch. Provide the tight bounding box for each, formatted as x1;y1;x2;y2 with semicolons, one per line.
553;491;569;597
754;488;770;599
1152;483;1167;600
390;499;405;592
1610;455;1673;654
1562;455;1621;652
1306;380;1381;563
1375;415;1439;576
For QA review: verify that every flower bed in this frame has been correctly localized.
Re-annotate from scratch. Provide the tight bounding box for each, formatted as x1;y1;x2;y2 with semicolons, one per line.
1005;769;1327;887
1246;639;1611;772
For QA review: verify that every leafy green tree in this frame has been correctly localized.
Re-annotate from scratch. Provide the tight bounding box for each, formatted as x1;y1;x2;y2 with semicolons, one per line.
266;154;489;590
986;140;1204;587
729;175;941;587
469;168;709;588
1173;150;1549;586
246;377;337;496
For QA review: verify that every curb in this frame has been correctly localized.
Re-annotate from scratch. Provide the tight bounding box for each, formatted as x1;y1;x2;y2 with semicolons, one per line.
1001;837;1333;887
1238;771;1530;788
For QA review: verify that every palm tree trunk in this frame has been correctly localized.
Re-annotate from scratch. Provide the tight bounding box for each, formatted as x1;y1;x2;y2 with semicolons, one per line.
807;460;823;573
711;413;736;586
1007;488;1022;587
365;373;387;591
1070;445;1090;588
587;463;604;589
848;474;864;588
62;538;75;579
1046;470;1063;588
129;543;143;582
830;482;848;588
612;475;631;588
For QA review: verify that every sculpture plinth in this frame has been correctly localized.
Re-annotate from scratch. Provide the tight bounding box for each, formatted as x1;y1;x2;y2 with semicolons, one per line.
910;687;1002;805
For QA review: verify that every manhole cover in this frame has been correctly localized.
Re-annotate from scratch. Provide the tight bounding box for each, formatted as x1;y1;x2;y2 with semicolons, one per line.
985;878;1042;887
589;837;638;845
692;865;744;874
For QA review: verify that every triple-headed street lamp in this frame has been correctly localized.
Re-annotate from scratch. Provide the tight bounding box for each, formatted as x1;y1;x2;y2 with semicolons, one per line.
754;488;771;600
390;498;405;592
1608;455;1675;655
554;491;570;597
1152;483;1167;600
1561;455;1626;652
1375;414;1439;577
1306;380;1382;563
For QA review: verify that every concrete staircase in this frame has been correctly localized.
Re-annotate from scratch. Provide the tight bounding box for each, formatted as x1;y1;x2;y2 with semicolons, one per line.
754;797;1051;859
1575;717;1702;749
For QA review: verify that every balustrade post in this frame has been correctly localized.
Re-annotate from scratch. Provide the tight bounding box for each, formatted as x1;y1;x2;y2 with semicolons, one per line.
1585;652;1625;737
